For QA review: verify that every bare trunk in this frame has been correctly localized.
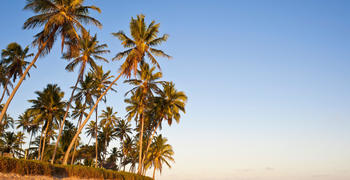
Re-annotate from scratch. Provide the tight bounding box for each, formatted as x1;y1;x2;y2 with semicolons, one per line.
71;112;83;165
51;70;84;164
141;120;161;168
0;79;9;103
0;28;57;125
37;125;44;160
62;72;122;165
27;131;33;160
153;166;156;180
137;113;144;174
40;120;50;161
95;105;98;168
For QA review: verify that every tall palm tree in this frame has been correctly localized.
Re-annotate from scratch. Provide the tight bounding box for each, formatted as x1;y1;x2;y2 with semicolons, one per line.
0;0;102;127
0;43;34;103
99;107;118;164
146;135;174;180
63;14;170;165
125;63;163;173
52;31;109;164
142;82;187;167
89;66;115;168
27;84;65;161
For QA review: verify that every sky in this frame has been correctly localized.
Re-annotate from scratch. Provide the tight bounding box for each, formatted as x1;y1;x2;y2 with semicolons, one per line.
1;0;350;180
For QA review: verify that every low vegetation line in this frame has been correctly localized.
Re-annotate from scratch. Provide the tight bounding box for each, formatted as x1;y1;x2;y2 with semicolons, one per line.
0;157;152;180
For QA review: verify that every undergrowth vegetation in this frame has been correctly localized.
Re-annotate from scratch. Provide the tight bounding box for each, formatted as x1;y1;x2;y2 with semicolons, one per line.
0;157;152;180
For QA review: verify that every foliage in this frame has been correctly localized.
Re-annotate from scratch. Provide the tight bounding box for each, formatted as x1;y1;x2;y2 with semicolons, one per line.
0;157;152;180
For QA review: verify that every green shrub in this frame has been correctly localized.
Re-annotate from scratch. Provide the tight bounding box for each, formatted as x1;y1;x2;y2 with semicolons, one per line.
0;157;152;180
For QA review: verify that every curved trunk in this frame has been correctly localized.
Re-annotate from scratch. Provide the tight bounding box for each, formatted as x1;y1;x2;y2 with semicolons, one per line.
95;105;98;168
62;72;122;165
0;79;9;103
0;28;57;125
51;69;84;164
141;120;161;169
137;113;144;174
40;120;51;161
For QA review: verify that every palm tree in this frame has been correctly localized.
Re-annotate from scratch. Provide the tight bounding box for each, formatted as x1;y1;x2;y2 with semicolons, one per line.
0;42;33;103
89;67;115;168
63;14;170;165
142;82;187;167
99;107;118;164
70;100;88;164
0;105;14;133
0;0;102;128
115;119;132;168
27;84;65;161
85;120;97;146
99;125;117;165
0;132;23;157
52;31;109;164
146;135;174;180
124;63;163;173
0;64;13;102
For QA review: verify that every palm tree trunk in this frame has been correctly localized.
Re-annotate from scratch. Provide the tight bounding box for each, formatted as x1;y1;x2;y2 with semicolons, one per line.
27;131;33;160
95;105;98;168
71;113;83;165
63;72;123;165
141;120;161;169
0;28;57;125
137;113;145;174
37;125;44;160
51;70;84;164
0;79;9;103
40;120;51;161
153;166;156;180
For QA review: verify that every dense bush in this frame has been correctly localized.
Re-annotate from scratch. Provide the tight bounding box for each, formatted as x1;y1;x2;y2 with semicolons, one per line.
0;157;152;180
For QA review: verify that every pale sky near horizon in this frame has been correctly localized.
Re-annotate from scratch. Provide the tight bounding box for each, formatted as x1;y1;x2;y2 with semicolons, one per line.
1;0;350;180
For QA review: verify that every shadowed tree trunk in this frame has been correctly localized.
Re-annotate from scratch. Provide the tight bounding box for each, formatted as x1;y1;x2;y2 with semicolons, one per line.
40;119;51;161
138;113;144;174
95;105;98;168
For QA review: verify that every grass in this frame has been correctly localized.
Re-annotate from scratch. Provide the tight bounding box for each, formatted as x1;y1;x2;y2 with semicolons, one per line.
0;157;152;180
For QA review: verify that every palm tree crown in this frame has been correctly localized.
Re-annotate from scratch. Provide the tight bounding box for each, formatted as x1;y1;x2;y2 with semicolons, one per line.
112;14;171;77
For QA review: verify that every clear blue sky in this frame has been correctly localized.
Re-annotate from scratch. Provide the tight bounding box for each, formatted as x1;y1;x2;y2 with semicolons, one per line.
1;0;350;180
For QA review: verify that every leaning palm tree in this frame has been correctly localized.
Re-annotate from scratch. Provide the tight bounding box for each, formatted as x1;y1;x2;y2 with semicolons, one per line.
0;0;102;127
52;31;109;164
0;42;33;103
27;84;66;161
146;135;174;180
63;14;171;165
